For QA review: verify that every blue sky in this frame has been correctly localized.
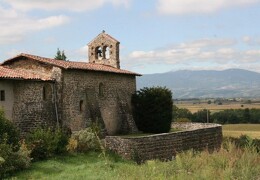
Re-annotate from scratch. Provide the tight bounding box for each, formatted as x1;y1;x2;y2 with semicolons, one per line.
0;0;260;74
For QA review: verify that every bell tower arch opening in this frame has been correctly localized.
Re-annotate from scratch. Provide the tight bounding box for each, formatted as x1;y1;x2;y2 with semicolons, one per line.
88;30;120;69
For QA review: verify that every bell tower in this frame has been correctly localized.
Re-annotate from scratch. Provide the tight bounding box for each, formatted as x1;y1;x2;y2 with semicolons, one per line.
88;30;120;69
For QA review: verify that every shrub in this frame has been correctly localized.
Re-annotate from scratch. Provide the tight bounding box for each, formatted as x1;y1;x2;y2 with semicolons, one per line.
223;135;260;153
26;127;70;161
0;109;20;149
132;87;173;133
0;140;31;178
67;126;101;153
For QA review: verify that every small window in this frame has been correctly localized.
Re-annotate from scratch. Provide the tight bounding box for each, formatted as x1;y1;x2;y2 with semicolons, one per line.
0;90;5;101
43;87;46;100
79;100;84;112
99;83;104;97
43;84;52;101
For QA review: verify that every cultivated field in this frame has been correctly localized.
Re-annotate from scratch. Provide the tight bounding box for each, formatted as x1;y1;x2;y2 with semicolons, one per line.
222;124;260;139
176;102;260;113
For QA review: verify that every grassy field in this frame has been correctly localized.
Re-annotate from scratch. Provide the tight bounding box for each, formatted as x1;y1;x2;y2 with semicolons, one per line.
11;143;260;180
176;102;260;113
222;124;260;139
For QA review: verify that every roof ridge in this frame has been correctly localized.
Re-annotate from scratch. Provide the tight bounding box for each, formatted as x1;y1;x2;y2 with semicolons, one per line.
2;53;141;76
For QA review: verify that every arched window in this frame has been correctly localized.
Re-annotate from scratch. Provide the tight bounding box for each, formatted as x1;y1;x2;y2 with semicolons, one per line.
99;83;104;97
96;46;103;60
43;84;52;101
104;46;110;59
43;86;47;100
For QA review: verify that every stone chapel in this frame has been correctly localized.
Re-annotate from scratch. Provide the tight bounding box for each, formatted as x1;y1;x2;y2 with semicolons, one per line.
0;31;140;135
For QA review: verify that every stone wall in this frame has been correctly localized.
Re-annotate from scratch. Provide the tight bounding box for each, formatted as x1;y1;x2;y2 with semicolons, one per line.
12;81;57;134
2;56;138;135
61;70;138;135
88;32;120;68
105;123;222;162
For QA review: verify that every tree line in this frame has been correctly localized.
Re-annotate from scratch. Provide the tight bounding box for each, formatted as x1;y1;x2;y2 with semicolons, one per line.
173;105;260;124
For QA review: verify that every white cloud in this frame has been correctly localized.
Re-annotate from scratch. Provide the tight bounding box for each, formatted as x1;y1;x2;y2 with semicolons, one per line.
0;0;130;44
129;38;237;63
126;37;260;72
157;0;260;15
242;35;260;46
0;5;70;44
4;0;130;12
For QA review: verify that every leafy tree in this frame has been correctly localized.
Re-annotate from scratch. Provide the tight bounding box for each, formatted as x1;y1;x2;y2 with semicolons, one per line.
55;48;67;61
243;108;250;123
192;109;211;123
132;87;173;133
172;106;193;122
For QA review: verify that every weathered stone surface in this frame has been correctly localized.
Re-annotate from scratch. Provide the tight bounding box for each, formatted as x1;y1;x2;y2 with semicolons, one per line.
105;123;223;162
12;81;57;134
61;70;137;134
0;32;138;135
88;31;120;68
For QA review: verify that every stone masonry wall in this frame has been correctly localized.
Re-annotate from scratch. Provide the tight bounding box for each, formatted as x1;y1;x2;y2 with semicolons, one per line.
105;123;222;162
88;32;120;68
61;70;138;135
12;81;57;134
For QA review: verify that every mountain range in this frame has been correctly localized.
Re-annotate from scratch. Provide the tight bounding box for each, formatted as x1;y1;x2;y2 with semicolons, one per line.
136;69;260;98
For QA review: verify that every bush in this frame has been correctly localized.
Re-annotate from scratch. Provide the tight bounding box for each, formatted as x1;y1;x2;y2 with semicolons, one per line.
223;135;260;152
26;127;70;161
67;125;101;153
0;140;31;178
132;87;173;133
0;109;20;149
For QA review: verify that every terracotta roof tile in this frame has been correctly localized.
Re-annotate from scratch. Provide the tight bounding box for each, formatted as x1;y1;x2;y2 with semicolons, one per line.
0;66;53;81
2;53;141;76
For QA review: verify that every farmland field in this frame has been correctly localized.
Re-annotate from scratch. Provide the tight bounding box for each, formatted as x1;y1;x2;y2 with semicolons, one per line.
176;102;260;113
222;124;260;139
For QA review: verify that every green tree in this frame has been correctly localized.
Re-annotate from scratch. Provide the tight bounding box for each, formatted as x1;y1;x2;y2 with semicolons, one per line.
172;105;193;122
192;109;211;123
55;48;67;61
243;108;251;123
132;87;173;133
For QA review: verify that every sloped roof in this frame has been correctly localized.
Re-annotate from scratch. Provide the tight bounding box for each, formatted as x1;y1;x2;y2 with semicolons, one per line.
1;53;140;76
88;31;120;45
0;66;53;81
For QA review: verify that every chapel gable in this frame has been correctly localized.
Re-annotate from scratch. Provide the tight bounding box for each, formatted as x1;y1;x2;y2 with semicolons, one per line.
88;31;120;69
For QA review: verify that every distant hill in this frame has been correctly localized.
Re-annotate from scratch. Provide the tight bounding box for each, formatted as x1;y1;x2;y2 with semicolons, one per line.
137;69;260;98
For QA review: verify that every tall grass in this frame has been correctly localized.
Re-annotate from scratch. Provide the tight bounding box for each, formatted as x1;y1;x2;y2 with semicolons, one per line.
12;140;260;180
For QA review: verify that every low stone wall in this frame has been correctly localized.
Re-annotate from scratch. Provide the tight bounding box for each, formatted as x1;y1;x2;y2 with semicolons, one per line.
105;123;222;162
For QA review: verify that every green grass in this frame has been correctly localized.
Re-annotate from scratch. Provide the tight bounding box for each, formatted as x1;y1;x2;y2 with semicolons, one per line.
223;124;260;139
11;151;130;180
11;142;260;180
